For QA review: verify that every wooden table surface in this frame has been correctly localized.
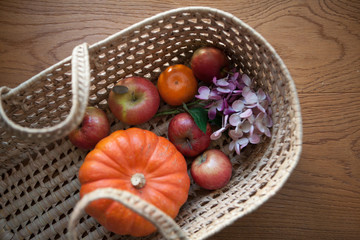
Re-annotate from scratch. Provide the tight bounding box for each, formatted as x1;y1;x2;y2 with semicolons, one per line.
1;0;359;239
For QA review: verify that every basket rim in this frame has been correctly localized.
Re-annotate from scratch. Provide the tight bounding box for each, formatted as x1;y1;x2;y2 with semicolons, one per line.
1;6;303;240
130;7;302;239
89;6;303;238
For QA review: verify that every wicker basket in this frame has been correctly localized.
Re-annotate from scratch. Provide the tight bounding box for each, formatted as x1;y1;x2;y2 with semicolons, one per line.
0;7;302;240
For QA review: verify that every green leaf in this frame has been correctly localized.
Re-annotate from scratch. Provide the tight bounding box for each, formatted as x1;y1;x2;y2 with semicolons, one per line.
183;103;209;133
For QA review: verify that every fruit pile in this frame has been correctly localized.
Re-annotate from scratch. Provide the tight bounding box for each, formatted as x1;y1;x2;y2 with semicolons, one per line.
69;46;272;237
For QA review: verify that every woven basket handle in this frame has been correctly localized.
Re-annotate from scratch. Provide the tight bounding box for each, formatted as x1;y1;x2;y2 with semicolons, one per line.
0;43;90;142
68;188;188;240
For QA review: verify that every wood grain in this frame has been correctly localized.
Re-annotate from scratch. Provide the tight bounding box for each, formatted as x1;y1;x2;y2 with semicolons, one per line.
1;0;359;239
210;92;360;239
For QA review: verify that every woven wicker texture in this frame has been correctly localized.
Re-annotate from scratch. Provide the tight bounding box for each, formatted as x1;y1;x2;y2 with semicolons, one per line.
68;188;188;240
0;7;302;240
0;43;90;170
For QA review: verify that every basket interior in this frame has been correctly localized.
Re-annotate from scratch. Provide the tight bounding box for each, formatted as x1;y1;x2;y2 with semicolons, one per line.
0;8;301;240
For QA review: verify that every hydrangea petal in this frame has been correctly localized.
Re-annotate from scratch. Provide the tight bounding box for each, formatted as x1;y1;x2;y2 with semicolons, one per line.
229;114;241;126
210;127;226;140
229;141;235;151
224;107;235;115
210;130;221;140
230;72;239;82
232;100;245;112
209;90;222;100
255;112;265;121
250;125;255;136
266;93;272;104
267;106;272;116
223;114;229;127
239;109;253;118
228;82;236;91
216;79;229;87
229;129;243;139
242;86;251;95
208;106;217;120
264;127;271;137
212;76;218;85
243;90;258;104
241;120;251;133
257;88;266;101
257;103;266;113
264;115;273;128
242;74;251;87
195;70;272;155
249;134;261;144
248;114;255;124
217;87;231;93
238;137;249;148
234;141;241;155
195;86;211;100
245;103;257;109
255;118;265;133
216;99;225;111
232;90;242;95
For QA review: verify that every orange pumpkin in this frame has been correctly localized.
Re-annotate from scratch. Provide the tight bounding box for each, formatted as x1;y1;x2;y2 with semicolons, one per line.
78;128;190;237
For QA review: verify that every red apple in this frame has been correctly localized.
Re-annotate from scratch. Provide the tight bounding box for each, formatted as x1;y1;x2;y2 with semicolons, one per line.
108;76;160;125
191;149;232;190
168;112;212;157
68;106;110;150
190;47;228;84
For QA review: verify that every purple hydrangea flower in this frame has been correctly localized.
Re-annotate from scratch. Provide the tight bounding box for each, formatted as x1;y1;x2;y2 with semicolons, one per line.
195;71;273;155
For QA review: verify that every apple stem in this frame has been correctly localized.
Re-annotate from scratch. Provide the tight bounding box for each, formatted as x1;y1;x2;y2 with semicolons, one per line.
154;109;183;117
186;138;193;150
154;100;206;118
200;154;207;163
185;99;205;107
131;91;137;102
131;173;146;189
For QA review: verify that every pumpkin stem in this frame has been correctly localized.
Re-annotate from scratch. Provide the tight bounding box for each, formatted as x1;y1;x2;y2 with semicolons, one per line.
131;173;146;189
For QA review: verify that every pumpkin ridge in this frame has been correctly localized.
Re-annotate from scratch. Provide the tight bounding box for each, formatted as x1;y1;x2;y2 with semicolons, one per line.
143;138;178;178
146;182;177;203
105;195;135;234
90;149;131;178
141;130;160;173
148;172;189;183
104;184;154;236
147;180;189;205
97;147;132;178
143;183;181;218
78;128;190;237
114;129;139;170
128;209;155;236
